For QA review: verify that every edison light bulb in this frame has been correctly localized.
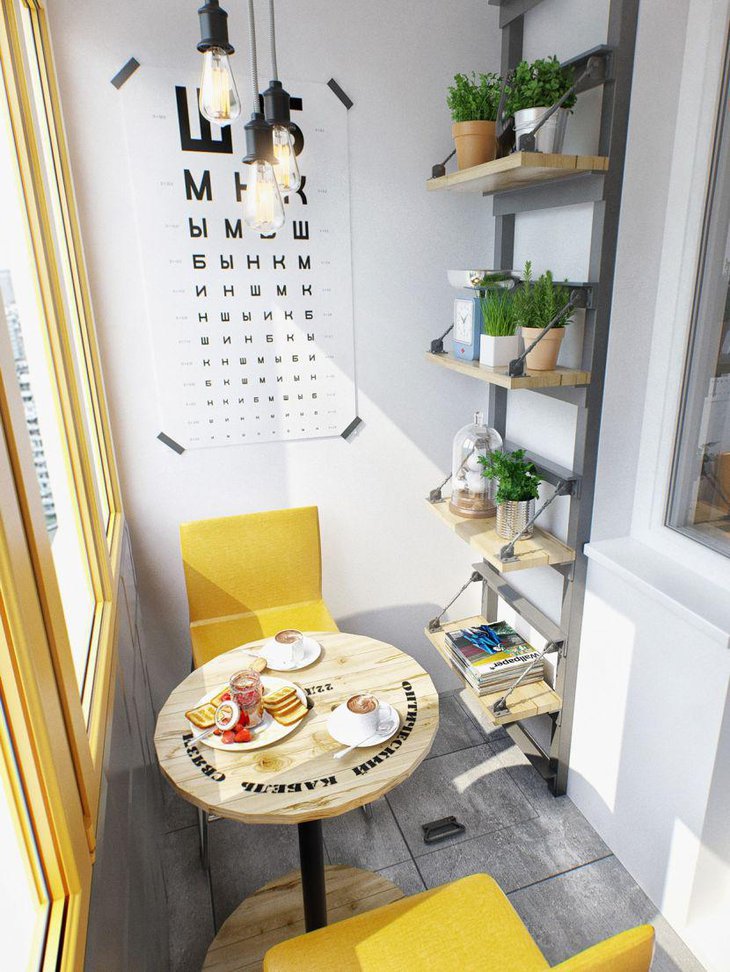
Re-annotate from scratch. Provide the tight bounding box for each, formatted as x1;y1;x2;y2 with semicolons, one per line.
199;48;241;126
271;125;301;193
243;160;285;233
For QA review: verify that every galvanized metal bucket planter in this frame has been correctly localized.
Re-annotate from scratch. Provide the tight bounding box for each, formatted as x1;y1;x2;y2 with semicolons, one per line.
513;106;567;154
496;499;535;540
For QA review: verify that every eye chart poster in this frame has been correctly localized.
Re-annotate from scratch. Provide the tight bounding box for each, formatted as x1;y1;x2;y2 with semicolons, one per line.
120;68;356;449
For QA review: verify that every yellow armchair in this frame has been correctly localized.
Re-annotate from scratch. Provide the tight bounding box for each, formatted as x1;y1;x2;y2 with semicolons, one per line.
263;874;655;972
180;506;338;668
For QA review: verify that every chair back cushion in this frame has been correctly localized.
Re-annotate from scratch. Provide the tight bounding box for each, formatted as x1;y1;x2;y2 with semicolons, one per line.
552;926;655;972
180;506;323;622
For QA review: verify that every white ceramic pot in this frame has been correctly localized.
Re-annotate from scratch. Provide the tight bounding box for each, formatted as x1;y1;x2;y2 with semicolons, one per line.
514;106;568;154
479;333;520;368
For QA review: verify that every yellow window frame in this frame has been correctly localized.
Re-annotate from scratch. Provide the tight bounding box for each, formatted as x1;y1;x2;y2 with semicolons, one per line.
0;0;125;859
0;412;93;972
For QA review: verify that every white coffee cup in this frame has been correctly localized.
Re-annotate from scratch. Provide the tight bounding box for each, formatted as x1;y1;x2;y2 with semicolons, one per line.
269;628;305;667
339;693;382;737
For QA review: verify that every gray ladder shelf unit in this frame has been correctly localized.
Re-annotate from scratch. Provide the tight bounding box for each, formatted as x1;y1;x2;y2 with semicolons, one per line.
429;0;640;795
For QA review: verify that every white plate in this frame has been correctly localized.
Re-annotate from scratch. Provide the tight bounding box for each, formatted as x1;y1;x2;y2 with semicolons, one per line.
327;702;400;748
258;635;322;672
188;675;308;752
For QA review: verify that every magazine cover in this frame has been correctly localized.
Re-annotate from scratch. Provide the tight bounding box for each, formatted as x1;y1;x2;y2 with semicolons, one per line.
446;621;536;669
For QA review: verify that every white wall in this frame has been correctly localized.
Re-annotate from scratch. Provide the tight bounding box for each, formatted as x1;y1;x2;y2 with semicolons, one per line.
46;0;502;703
568;1;730;970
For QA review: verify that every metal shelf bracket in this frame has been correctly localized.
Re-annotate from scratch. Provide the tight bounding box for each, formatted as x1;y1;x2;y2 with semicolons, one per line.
427;571;482;632
491;640;561;715
498;477;576;563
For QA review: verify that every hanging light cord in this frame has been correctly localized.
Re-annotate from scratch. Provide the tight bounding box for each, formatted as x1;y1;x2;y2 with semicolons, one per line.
268;0;279;81
247;0;260;113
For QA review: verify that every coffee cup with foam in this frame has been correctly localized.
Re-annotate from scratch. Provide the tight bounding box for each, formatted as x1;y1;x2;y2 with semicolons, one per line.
340;693;382;738
267;628;305;667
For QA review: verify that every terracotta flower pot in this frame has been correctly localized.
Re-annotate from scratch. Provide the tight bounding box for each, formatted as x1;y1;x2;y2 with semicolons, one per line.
452;120;496;170
520;326;565;371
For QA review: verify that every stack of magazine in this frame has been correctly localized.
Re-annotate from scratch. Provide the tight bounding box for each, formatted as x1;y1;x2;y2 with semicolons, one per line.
445;621;543;696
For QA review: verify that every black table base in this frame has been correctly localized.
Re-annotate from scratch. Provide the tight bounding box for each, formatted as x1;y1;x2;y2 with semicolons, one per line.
297;819;327;931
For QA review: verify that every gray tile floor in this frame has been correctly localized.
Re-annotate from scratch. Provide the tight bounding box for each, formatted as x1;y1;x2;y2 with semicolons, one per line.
160;690;705;972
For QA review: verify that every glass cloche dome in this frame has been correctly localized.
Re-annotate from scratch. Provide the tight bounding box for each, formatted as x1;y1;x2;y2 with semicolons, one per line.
449;410;503;519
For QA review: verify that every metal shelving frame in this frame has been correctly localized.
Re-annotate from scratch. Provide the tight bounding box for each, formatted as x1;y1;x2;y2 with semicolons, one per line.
474;0;640;793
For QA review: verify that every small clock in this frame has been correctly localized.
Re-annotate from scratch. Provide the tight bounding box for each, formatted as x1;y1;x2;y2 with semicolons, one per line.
452;297;482;361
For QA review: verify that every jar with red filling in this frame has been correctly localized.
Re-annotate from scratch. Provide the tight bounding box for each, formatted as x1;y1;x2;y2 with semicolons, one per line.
229;669;264;727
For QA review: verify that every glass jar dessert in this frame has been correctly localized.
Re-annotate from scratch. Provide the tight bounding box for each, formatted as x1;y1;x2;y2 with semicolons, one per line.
228;669;264;728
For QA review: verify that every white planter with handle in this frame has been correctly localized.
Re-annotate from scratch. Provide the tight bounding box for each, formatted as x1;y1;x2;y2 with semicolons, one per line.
479;333;520;368
514;106;568;153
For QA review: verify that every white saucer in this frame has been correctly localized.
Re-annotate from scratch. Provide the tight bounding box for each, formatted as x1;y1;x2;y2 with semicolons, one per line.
259;635;322;672
327;702;400;747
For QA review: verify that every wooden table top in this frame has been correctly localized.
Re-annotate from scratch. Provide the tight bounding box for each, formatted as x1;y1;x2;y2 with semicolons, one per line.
154;631;439;825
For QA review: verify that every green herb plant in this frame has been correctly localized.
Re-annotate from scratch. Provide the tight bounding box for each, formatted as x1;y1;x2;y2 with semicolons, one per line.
479;448;542;503
505;56;577;116
447;72;502;123
480;290;518;337
513;261;574;330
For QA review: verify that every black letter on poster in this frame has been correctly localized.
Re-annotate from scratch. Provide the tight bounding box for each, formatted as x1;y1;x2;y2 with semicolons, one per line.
175;86;233;154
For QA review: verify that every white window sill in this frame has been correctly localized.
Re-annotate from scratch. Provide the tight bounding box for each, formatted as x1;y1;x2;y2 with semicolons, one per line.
584;536;730;649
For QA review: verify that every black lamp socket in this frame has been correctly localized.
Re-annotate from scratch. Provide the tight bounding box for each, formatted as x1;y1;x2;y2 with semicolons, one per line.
263;79;292;128
242;112;278;165
197;0;234;54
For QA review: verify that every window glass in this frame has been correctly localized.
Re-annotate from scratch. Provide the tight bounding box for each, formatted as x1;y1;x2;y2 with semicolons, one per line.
667;39;730;557
0;85;95;692
19;9;112;535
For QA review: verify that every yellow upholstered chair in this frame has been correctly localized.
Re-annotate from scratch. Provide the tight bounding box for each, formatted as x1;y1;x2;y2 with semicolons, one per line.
263;874;655;972
180;506;338;669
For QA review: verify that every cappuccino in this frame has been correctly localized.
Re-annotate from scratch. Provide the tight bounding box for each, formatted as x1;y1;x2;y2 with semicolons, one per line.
347;694;377;715
275;629;302;645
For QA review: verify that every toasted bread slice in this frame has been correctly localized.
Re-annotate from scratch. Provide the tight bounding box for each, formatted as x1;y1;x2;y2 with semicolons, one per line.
238;654;267;673
185;688;227;729
271;698;301;718
263;687;298;711
273;701;308;726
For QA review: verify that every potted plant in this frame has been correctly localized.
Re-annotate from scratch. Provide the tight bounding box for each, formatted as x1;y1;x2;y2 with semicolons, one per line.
479;288;519;367
513;261;574;370
447;72;502;169
479;448;541;540
505;56;576;154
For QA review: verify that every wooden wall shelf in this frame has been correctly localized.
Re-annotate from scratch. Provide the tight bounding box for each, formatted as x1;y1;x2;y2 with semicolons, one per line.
427;498;575;573
424;615;562;725
426;352;590;390
426;152;608;196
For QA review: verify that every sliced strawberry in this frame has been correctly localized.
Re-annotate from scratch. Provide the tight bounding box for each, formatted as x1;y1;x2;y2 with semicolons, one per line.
213;728;222;736
221;692;231;701
234;728;251;743
222;729;236;744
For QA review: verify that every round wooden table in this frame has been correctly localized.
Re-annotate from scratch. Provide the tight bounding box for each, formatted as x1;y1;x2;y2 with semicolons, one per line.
154;631;438;953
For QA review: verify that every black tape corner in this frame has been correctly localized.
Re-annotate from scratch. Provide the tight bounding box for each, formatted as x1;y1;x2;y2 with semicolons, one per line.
111;57;140;89
157;431;185;455
341;416;362;440
327;78;353;110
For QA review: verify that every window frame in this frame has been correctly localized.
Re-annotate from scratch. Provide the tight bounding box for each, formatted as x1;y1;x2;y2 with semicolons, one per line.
1;0;124;814
666;24;730;559
0;407;93;972
621;0;730;596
